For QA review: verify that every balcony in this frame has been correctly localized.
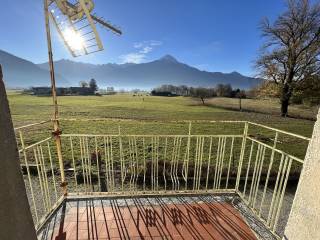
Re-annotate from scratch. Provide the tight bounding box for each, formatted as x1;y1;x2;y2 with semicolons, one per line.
16;120;309;240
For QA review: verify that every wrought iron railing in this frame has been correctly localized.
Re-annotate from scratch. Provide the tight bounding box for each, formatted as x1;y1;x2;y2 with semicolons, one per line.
15;120;310;239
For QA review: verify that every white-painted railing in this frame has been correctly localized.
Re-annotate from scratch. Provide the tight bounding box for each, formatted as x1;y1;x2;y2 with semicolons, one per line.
17;127;63;230
61;134;243;194
15;120;310;238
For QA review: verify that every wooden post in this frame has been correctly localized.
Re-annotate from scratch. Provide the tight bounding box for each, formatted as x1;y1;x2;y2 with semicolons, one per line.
0;65;37;239
44;0;67;195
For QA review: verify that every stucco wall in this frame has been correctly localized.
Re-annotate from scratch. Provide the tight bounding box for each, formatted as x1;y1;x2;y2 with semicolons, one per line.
0;65;37;240
284;108;320;239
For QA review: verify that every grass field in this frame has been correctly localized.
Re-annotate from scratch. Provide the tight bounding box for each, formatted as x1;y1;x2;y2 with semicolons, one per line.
206;97;319;121
8;91;316;138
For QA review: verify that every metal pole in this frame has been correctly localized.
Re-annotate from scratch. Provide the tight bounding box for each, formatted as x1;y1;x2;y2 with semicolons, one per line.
44;0;67;195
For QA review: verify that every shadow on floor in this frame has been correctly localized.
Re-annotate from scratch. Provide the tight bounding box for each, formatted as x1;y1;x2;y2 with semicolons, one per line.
38;196;257;240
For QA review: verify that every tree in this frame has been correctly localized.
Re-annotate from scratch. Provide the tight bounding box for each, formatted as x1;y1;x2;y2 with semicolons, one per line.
292;74;320;105
191;87;215;105
79;81;88;88
256;0;320;117
216;84;233;97
253;81;281;99
89;78;98;91
179;85;189;96
234;89;246;111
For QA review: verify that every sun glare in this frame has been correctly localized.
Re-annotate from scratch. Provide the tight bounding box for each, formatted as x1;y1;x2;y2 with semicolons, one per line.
63;29;84;51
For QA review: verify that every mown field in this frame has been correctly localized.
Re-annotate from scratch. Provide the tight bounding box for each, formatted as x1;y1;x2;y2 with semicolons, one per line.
8;91;316;137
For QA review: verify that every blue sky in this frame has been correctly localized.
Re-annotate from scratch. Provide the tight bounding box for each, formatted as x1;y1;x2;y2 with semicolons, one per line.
1;0;291;76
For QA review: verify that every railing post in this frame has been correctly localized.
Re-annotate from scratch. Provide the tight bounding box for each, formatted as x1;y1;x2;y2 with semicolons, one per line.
236;121;248;192
258;131;279;216
118;124;124;192
184;121;191;190
53;120;67;195
19;131;39;223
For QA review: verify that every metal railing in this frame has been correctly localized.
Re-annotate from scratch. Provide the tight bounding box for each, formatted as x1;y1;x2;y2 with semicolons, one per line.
61;134;243;194
15;119;310;239
17;124;63;230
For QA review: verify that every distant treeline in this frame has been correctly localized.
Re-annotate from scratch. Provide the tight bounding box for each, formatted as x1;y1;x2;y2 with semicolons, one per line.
151;84;246;98
151;84;246;105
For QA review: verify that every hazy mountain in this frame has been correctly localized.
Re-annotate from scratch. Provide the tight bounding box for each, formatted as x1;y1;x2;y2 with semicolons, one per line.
0;49;67;88
0;49;261;89
38;55;261;89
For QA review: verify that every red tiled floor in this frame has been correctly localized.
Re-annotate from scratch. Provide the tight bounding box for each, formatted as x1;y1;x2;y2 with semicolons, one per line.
47;199;257;240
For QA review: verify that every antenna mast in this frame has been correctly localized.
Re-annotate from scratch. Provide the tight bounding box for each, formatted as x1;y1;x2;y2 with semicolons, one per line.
43;0;122;195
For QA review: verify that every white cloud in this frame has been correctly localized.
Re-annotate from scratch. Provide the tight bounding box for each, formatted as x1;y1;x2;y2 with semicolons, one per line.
133;42;143;49
140;46;153;54
119;40;163;63
119;53;145;64
134;40;162;49
149;40;162;46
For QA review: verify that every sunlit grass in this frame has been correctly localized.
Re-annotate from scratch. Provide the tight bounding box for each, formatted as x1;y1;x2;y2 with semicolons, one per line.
8;92;315;138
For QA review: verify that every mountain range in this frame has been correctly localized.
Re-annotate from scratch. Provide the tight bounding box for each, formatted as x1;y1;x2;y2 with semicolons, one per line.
0;50;67;88
0;49;262;89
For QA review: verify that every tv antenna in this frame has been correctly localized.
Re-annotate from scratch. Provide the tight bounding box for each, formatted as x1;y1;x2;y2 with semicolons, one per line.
43;0;122;194
47;0;122;57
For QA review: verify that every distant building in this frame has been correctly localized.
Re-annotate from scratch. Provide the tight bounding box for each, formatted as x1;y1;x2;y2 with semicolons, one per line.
31;87;52;96
31;87;95;96
151;90;178;97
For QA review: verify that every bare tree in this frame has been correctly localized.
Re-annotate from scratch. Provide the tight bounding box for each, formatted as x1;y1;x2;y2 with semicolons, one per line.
79;81;88;88
216;84;233;97
179;85;189;96
256;0;320;117
192;87;215;105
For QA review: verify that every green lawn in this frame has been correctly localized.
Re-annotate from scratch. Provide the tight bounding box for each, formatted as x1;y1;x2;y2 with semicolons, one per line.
8;91;315;137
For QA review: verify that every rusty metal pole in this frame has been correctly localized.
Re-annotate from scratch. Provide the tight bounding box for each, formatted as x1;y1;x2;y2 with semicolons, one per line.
44;0;67;195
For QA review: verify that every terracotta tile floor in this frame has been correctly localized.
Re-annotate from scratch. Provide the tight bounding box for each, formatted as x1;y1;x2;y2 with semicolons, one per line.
38;196;257;240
